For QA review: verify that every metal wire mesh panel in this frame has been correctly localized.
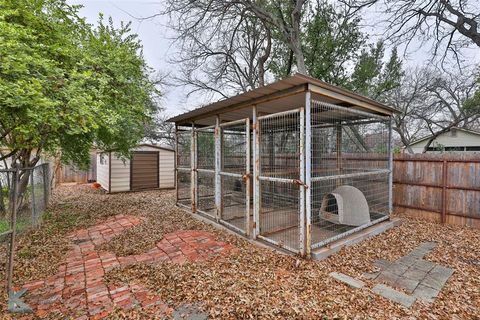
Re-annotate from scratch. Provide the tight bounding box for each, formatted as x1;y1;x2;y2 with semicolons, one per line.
176;127;192;208
197;128;215;170
197;170;216;217
30;164;49;226
260;112;301;179
177;129;192;168
222;122;247;174
259;180;300;251
0;170;14;236
310;100;390;249
221;175;247;232
0;165;51;294
257;109;303;253
177;169;191;207
219;119;250;234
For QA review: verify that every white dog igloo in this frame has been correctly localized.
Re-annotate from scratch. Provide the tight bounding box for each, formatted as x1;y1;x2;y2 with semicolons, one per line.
320;185;370;226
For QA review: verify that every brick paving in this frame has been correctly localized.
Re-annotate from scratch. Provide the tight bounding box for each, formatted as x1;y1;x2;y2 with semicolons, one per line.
18;214;237;319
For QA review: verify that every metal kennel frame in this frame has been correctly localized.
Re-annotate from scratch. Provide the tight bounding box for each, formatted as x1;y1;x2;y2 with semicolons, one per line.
172;75;395;257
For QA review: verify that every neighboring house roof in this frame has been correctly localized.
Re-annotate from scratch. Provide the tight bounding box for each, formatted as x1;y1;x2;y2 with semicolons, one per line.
135;143;174;152
97;144;174;154
408;127;480;147
168;73;399;124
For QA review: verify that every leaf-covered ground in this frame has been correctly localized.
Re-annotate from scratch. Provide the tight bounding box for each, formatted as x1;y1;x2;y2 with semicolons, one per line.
1;184;479;319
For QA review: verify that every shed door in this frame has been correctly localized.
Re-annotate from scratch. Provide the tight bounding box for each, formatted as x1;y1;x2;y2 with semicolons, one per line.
131;151;159;190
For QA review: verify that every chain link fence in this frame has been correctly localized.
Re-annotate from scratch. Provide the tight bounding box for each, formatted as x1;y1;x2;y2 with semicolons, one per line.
0;163;50;302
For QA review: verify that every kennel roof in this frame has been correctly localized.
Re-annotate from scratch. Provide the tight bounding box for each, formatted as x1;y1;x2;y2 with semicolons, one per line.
169;73;398;126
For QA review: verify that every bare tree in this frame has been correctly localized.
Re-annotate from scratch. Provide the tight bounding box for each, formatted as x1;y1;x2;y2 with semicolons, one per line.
168;6;272;97
165;0;308;89
144;114;175;148
387;70;428;152
342;0;480;62
388;67;479;153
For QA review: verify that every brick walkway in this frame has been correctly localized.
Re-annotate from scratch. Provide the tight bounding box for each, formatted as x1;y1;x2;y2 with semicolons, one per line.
19;214;237;319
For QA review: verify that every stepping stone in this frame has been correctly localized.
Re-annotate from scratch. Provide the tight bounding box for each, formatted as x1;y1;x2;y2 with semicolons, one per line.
373;284;416;308
386;262;409;276
329;272;365;289
397;255;418;267
395;277;419;294
403;267;428;282
377;271;400;286
412;284;440;303
173;304;208;320
413;260;436;272
373;259;391;270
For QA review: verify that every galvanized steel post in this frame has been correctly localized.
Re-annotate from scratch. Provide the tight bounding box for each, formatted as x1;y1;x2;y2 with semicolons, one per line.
305;91;312;257
299;106;305;256
191;123;196;213
215;116;221;221
252;106;260;238
388;117;393;214
174;125;179;205
245;118;251;236
30;171;36;226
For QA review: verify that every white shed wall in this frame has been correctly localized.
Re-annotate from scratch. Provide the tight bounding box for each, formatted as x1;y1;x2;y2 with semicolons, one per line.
96;153;110;191
159;149;175;188
110;156;130;192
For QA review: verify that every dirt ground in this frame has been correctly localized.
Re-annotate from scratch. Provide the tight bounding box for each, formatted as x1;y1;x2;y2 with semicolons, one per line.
1;184;479;319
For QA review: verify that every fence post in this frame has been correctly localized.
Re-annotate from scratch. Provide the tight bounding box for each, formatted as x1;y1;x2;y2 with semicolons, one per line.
7;169;18;295
252;105;260;238
299;107;305;256
388;118;393;215
441;160;448;224
214;116;222;222
191;122;196;213
244;118;251;236
43;164;50;205
304;90;312;258
174;125;179;205
30;169;37;227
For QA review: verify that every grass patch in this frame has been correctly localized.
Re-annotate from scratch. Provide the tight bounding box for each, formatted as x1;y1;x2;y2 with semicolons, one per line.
0;216;31;234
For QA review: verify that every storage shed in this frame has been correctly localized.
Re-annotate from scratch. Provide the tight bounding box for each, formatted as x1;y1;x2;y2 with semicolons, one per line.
169;73;398;257
96;144;175;193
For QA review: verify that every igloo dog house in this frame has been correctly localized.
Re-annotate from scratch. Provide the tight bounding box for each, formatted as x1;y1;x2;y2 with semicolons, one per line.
320;185;371;226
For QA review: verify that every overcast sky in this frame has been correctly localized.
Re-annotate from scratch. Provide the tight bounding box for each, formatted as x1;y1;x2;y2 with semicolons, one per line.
68;0;480;118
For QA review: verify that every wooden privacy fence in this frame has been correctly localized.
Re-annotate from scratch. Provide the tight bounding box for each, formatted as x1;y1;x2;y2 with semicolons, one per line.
393;153;480;228
54;152;96;185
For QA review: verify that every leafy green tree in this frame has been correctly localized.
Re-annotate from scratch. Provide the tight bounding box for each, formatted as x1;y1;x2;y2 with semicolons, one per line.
303;1;365;86
350;42;403;100
0;0;157;194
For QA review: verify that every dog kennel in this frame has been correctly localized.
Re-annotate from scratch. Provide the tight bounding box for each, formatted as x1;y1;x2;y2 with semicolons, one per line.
170;73;395;257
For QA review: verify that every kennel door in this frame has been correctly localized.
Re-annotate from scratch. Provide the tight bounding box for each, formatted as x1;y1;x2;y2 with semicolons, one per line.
195;125;216;218
256;108;305;254
219;119;251;235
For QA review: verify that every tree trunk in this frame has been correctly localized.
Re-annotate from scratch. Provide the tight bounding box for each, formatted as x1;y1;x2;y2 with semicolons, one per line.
291;0;306;74
258;21;272;87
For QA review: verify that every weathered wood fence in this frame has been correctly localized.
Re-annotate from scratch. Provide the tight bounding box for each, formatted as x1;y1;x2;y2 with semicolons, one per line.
393;153;480;228
53;152;96;185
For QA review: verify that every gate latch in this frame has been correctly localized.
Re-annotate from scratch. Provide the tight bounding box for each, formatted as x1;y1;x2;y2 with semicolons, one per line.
242;173;250;182
293;179;308;188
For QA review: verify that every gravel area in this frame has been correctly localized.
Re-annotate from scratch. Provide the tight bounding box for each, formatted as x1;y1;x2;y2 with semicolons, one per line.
1;184;479;319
